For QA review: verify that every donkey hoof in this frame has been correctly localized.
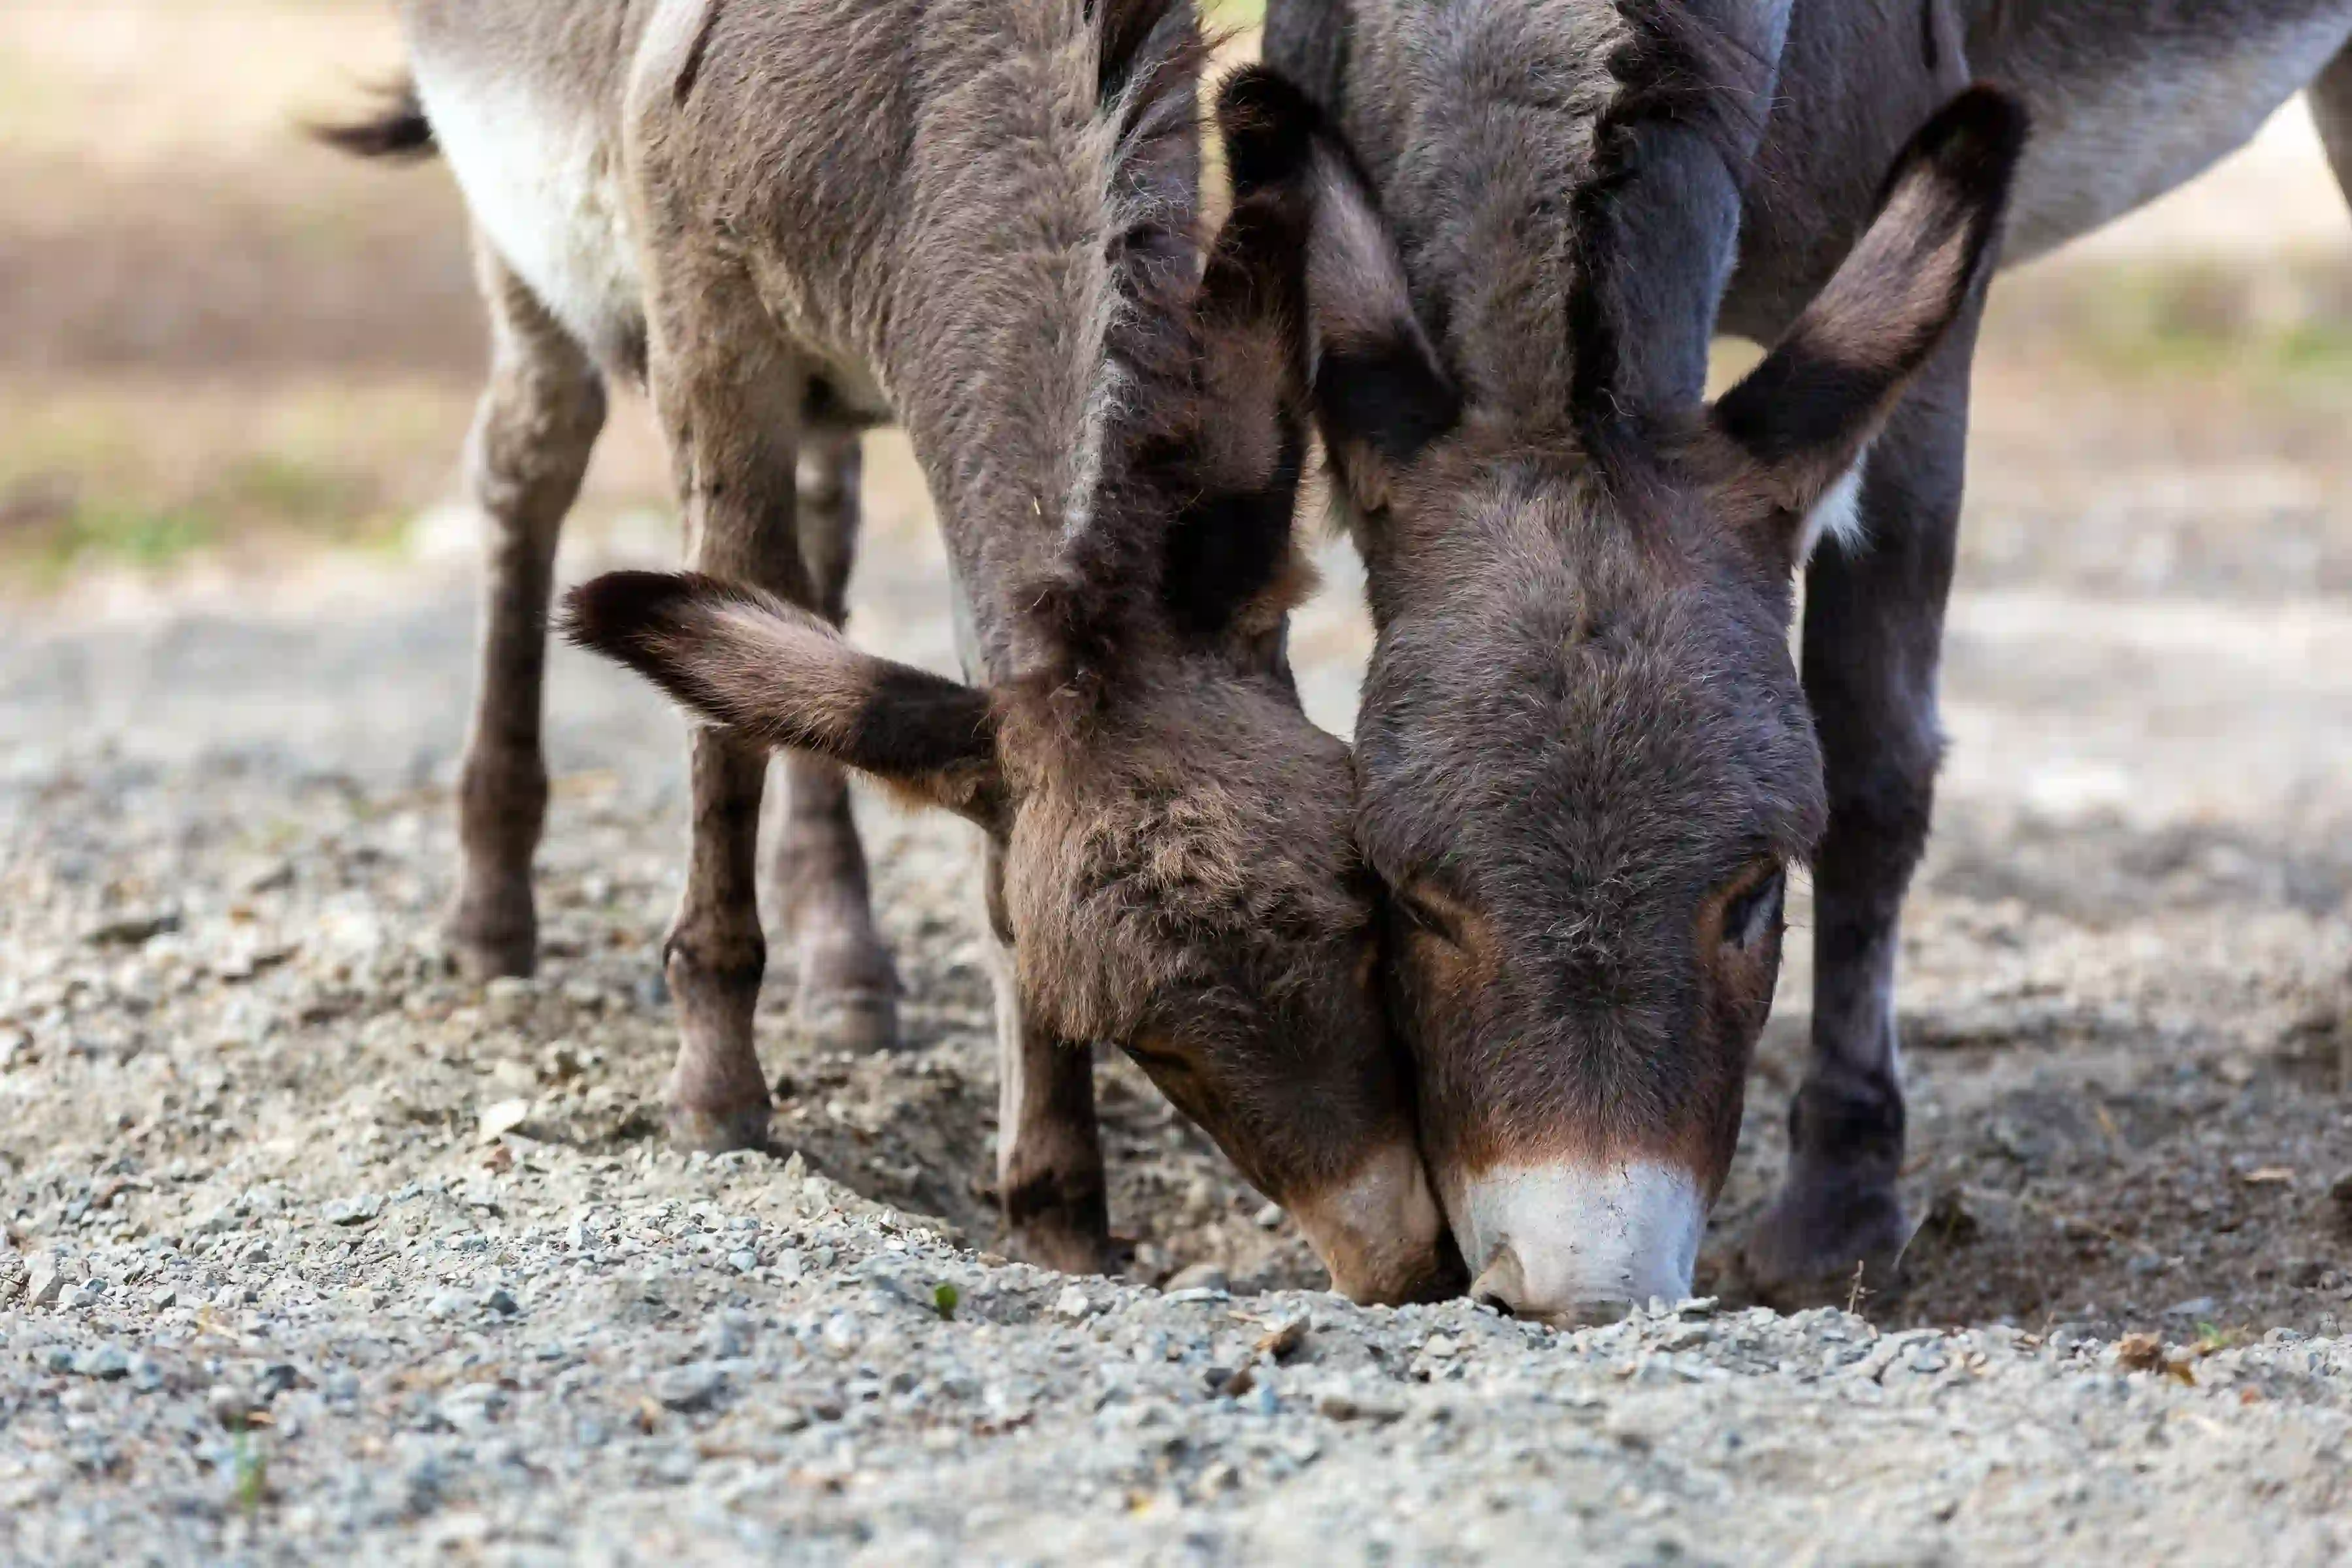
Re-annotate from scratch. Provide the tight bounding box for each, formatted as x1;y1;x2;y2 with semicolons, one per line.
794;988;900;1054
665;1101;772;1155
1740;1178;1912;1310
444;896;536;981
1002;1221;1117;1279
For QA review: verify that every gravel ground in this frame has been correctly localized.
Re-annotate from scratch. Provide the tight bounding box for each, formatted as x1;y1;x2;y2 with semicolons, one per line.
5;494;2351;1561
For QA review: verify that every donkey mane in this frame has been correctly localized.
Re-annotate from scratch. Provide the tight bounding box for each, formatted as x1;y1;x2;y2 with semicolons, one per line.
1347;1;1762;461
1562;1;1766;450
1021;1;1311;713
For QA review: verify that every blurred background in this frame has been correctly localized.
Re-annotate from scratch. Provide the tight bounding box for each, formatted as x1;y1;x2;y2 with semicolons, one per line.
10;0;2352;607
5;1;2351;1330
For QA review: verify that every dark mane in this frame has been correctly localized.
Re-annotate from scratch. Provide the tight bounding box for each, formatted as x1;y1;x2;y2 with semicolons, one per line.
1024;0;1232;706
1562;1;1771;461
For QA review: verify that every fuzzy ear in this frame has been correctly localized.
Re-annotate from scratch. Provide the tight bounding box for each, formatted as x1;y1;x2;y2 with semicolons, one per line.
1157;136;1319;647
1708;86;2028;564
1215;67;1461;519
562;572;1007;828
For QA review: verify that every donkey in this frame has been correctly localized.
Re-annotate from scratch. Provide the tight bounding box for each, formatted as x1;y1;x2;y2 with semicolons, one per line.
325;0;1454;1303
1254;0;2352;1320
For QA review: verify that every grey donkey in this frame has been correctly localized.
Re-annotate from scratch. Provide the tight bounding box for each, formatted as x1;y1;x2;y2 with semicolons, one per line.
1252;0;2352;1321
324;0;1456;1304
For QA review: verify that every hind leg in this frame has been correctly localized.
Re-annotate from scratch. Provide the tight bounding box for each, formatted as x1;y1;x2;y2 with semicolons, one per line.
770;420;901;1051
2314;44;2352;1095
446;234;606;979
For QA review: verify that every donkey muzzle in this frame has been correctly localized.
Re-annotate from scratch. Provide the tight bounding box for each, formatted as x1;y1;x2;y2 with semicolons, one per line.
1454;1159;1707;1326
1286;1139;1457;1306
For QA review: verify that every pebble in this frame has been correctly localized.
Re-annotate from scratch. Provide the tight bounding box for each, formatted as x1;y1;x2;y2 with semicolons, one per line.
1163;1263;1229;1294
323;1194;384;1227
653;1364;727;1414
71;1345;131;1380
1054;1285;1095;1321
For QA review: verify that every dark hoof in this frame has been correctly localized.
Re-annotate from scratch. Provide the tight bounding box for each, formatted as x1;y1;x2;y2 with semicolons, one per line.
1740;1175;1913;1311
1002;1221;1117;1279
665;1101;772;1155
794;987;900;1054
445;894;536;981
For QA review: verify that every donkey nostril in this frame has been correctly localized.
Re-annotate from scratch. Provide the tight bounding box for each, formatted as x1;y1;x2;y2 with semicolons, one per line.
1467;1245;1529;1316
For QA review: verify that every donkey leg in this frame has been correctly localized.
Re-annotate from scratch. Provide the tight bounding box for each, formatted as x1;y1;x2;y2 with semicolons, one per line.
1744;327;1980;1302
983;839;1113;1275
446;236;607;980
771;421;901;1051
645;291;815;1153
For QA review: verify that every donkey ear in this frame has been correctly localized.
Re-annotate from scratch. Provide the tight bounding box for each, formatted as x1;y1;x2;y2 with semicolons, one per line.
1708;87;2027;565
562;572;1007;830
1215;67;1460;519
1157;141;1319;647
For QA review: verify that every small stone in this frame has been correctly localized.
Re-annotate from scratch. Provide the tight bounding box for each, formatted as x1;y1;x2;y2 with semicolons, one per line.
1164;1263;1229;1294
85;909;180;947
151;1286;178;1309
478;1099;533;1145
1252;1201;1285;1230
213;1284;250;1310
127;1354;165;1392
653;1364;726;1413
728;1249;759;1275
1420;1333;1458;1360
1315;1390;1405;1424
425;1292;469;1321
322;1194;383;1227
72;1345;131;1380
1053;1284;1094;1321
2163;1296;2219;1321
0;1252;25;1305
25;1267;63;1308
821;1313;863;1356
1255;1315;1309;1362
483;1286;520;1316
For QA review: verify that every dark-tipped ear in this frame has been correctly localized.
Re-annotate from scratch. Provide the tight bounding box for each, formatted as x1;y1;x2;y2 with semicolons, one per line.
1215;67;1460;520
1156;116;1320;651
1708;86;2027;564
562;572;1007;829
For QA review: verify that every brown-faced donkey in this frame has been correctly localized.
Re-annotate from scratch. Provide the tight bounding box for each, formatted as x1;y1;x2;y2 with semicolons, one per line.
1257;0;2352;1322
324;0;1453;1303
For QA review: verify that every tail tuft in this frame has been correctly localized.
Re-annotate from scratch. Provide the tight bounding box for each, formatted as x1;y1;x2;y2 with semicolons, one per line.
310;78;435;161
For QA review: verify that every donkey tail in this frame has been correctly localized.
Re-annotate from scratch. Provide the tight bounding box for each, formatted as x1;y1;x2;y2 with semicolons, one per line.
310;77;436;161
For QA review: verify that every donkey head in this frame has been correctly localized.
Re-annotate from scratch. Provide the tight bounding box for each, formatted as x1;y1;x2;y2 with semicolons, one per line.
563;174;1452;1306
1223;69;2026;1322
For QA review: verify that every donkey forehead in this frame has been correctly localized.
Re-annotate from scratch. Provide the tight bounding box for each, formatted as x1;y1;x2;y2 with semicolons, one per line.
1355;580;1823;888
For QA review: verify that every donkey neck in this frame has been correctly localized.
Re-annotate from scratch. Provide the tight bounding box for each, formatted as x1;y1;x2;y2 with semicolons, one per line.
877;5;1203;687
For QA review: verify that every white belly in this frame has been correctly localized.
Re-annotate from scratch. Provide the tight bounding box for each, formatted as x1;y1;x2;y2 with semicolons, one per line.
2007;13;2352;262
410;53;647;367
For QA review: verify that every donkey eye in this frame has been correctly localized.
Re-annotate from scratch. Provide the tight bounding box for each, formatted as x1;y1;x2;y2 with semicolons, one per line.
1395;886;1463;947
1720;865;1786;952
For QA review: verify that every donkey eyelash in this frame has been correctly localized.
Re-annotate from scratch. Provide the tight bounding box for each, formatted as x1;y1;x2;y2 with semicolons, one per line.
1722;866;1787;951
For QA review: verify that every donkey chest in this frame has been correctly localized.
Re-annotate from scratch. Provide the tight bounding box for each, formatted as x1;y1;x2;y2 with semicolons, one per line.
1995;5;2352;262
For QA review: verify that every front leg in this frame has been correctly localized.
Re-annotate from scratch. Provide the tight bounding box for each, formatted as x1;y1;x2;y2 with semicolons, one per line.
1744;325;1978;1302
983;840;1112;1275
645;276;816;1152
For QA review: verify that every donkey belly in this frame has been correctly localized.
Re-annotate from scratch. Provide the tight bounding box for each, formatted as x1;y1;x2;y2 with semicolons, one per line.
1995;7;2352;265
410;50;648;371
